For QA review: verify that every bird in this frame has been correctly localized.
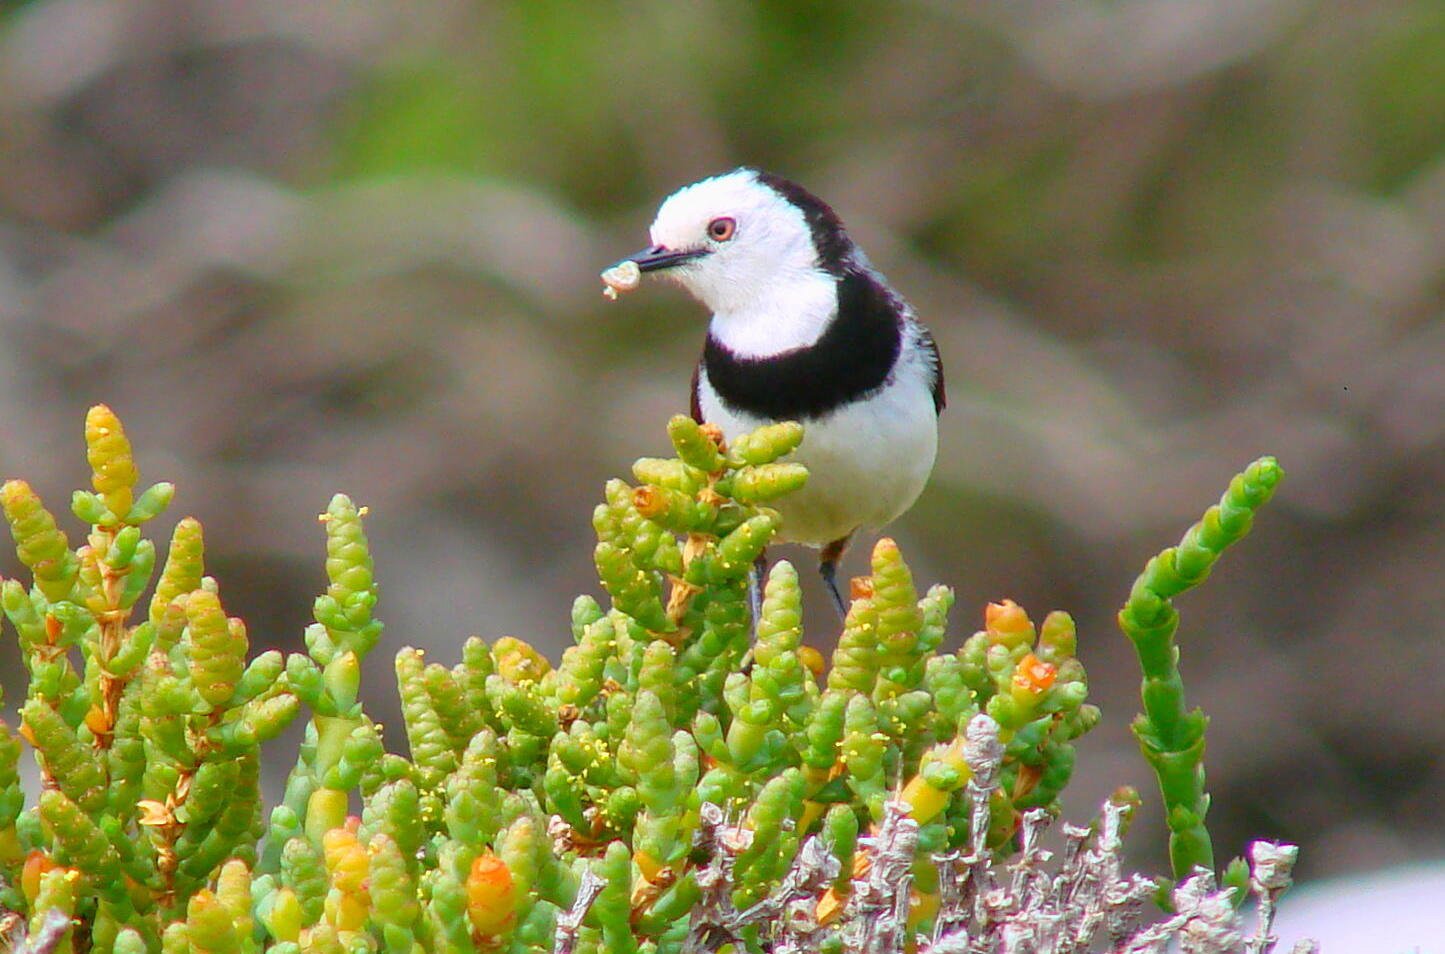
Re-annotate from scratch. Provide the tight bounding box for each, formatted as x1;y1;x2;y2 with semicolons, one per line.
605;167;944;618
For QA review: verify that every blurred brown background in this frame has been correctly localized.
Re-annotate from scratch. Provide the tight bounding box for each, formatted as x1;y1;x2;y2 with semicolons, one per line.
1;0;1442;885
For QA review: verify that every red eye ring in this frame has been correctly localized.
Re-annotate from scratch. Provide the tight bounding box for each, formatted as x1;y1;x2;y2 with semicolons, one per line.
707;217;736;242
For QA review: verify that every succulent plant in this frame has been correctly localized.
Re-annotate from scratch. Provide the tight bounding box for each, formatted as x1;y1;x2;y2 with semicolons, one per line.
0;407;1303;954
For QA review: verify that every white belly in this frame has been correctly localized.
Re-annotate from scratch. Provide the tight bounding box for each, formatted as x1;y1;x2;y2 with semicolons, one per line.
698;372;938;547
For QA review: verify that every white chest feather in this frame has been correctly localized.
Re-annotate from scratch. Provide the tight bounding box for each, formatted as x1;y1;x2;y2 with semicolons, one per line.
697;352;938;547
706;269;838;358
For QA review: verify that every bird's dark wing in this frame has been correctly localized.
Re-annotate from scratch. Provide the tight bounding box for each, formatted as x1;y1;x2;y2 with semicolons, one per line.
690;359;704;424
921;326;945;415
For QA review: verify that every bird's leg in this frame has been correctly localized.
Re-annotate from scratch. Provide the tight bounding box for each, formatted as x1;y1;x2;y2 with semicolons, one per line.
819;534;853;621
748;552;769;637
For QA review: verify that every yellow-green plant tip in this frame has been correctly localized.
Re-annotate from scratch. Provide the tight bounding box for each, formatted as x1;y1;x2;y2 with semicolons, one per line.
113;928;147;954
497;814;542;902
2;480;78;603
631;457;705;495
422;661;480;746
666;414;724;473
186;888;242;954
23;700;107;813
86;404;139;521
870;538;924;695
185;589;246;708
619;691;677;810
31;867;79;954
126;481;175;525
69;490;112;526
755;560;802;666
264;887;304;943
729;421;804;466
280;836;327;925
323;651;362;714
39;789;122;894
150;517;205;628
720;462;809;504
368;832;419;930
827;596;879;695
716;514;776;576
160;921;191;954
320;494;381;658
1036;610;1077;663
493;635;552;684
556;617;613;709
870;538;920;624
396;648;459;789
631;482;705;533
216;858;253;925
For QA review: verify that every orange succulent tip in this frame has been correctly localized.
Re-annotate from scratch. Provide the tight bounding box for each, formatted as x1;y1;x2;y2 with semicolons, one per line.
17;722;37;747
344;815;362;834
849;576;874;601
698;422;726;450
798;645;826;677
44;614;62;644
322;827;360;852
466;852;517;937
815;891;844;926
799;799;827;835
1012;763;1044;801
1012;653;1057;694
634;849;664;882
985;599;1035;648
326;890;370;933
633;486;665;518
84;705;111;736
817;857;869;927
21;851;55;902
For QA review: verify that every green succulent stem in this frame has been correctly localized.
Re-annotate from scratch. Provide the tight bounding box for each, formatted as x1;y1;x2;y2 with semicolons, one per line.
1118;456;1283;881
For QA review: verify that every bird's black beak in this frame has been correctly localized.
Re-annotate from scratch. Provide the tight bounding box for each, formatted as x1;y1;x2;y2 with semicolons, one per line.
617;245;708;273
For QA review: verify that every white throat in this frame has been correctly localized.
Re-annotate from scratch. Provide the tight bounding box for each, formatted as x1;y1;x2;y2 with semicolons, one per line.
706;269;838;359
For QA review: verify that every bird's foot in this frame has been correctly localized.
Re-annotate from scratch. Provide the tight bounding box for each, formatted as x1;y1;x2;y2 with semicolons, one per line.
819;533;854;622
748;553;768;639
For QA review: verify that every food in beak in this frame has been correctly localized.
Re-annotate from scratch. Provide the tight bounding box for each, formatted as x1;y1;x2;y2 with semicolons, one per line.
600;260;642;300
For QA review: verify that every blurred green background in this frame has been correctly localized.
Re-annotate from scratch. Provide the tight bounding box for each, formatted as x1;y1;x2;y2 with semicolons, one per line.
1;0;1442;886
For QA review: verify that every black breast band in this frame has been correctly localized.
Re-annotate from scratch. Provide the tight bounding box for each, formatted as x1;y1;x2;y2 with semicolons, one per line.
700;270;903;421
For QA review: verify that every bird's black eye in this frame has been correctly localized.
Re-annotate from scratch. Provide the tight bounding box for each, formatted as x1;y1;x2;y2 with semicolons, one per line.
707;217;736;242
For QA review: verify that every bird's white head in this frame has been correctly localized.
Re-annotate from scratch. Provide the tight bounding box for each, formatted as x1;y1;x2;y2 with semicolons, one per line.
618;169;853;345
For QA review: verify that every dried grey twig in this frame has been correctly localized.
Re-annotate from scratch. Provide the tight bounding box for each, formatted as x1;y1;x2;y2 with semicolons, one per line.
682;802;753;954
1246;842;1298;954
658;715;1313;954
552;868;605;954
8;910;72;954
841;799;919;954
743;833;839;954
